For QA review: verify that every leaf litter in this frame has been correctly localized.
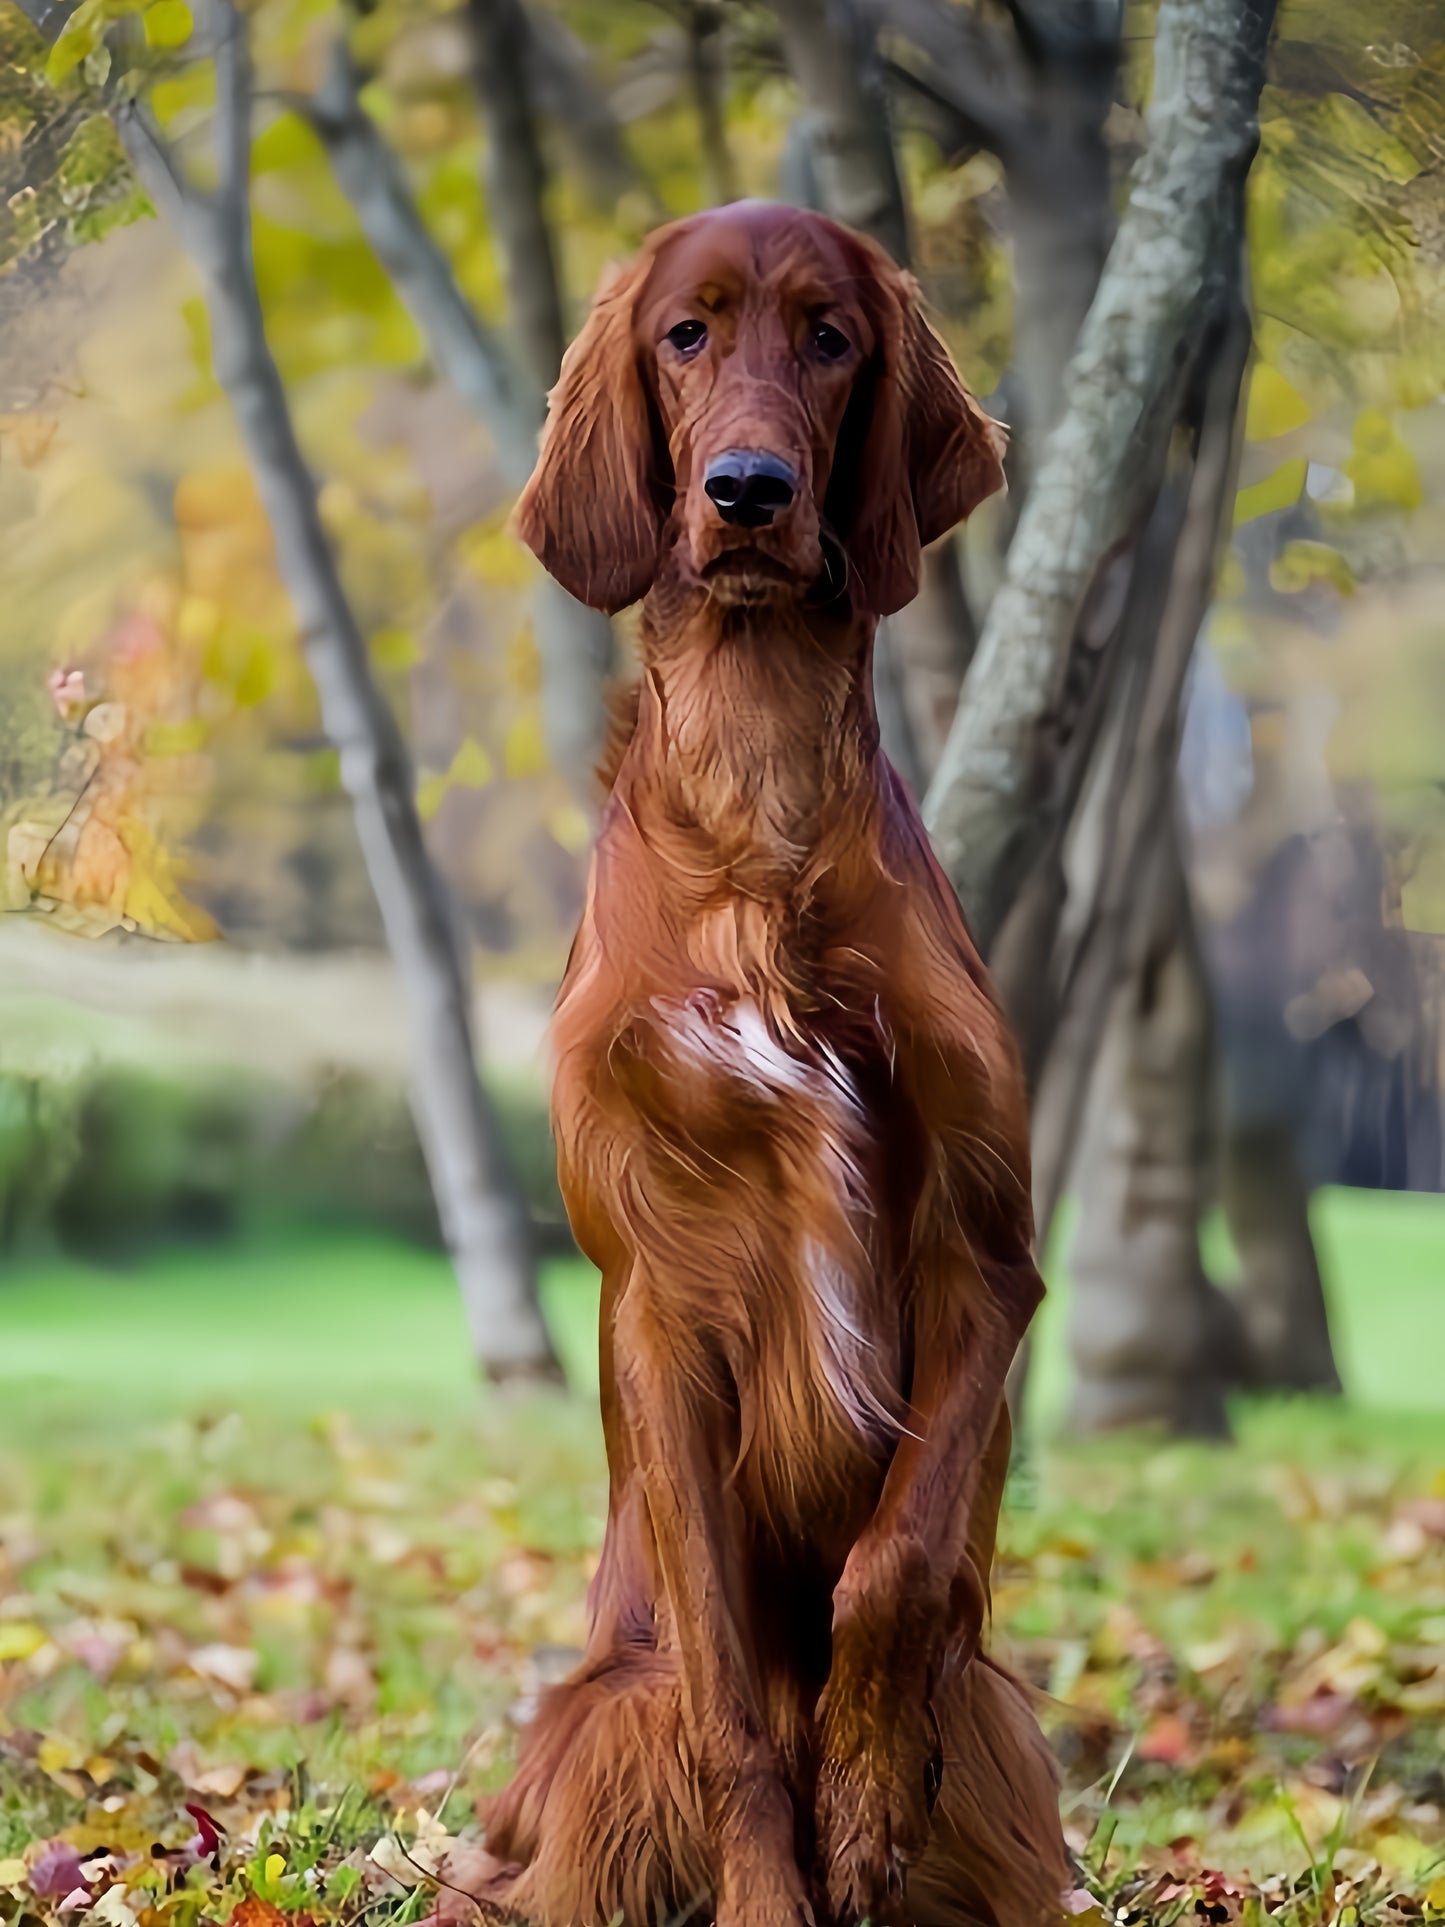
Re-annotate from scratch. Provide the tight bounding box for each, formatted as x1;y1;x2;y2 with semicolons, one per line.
0;1401;1441;1926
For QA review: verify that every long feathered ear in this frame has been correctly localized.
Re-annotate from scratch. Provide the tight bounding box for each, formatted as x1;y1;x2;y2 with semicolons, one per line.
835;256;1007;618
512;254;664;614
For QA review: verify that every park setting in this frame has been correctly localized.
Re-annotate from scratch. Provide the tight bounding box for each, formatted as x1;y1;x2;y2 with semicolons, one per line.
1;0;1444;1923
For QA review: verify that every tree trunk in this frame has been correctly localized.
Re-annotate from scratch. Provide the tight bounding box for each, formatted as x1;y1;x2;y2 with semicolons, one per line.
888;541;979;777
75;0;558;1378
1222;1118;1341;1391
924;0;1280;955
685;1;738;205
467;0;568;399
310;34;616;781
768;0;910;263
1066;826;1245;1434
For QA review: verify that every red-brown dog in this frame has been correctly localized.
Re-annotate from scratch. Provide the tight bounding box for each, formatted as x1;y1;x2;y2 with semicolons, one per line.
467;201;1067;1927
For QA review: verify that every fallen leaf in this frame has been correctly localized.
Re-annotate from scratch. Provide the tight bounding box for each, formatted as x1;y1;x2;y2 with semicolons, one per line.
1139;1714;1192;1763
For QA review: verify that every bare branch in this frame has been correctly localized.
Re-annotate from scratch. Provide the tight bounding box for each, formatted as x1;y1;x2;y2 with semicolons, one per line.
923;0;1278;953
306;37;539;488
523;6;655;211
308;28;616;778
881;0;1034;162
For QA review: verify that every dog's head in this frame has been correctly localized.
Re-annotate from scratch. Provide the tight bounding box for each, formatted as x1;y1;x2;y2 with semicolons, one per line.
514;202;1005;618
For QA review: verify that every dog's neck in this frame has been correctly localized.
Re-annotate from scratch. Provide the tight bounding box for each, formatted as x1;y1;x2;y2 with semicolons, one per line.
622;575;881;881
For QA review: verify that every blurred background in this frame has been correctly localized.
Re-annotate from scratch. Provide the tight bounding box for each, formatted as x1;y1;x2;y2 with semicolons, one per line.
0;0;1443;1912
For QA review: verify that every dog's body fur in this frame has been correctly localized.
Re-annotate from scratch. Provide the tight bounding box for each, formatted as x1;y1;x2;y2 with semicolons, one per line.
464;203;1068;1927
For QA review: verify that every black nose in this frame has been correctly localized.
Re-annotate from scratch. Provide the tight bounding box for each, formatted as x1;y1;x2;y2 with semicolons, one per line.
704;450;798;528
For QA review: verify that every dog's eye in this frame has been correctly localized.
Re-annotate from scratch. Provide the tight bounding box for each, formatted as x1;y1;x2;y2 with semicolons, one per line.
810;322;851;361
666;319;708;355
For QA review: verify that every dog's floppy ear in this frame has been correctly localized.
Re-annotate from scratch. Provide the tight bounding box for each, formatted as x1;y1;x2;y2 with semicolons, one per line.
839;254;1007;618
512;253;663;614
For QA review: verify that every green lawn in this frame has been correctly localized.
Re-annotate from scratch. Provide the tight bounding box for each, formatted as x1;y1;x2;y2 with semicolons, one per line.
0;1191;1442;1926
3;1185;1441;1433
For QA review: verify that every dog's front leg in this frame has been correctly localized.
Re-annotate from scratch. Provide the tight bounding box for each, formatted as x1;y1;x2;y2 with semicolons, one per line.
816;1242;1041;1927
612;1284;814;1927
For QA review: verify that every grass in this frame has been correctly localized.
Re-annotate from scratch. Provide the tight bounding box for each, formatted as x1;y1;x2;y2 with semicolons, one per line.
3;1186;1442;1431
0;1190;1443;1925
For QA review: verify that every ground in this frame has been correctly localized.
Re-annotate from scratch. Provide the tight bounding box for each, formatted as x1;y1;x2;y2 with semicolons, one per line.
0;1192;1443;1927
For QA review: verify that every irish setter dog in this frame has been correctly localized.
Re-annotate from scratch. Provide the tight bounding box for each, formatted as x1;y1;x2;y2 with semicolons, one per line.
461;202;1067;1927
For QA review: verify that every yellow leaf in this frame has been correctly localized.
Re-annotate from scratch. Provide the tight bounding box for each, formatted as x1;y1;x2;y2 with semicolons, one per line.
0;1622;46;1661
0;1860;27;1887
234;641;276;708
264;1854;286;1886
416;773;450;821
370;628;421;672
504;711;548;779
1344;409;1423;512
45;0;103;83
1423;1873;1445;1912
1268;541;1355;597
117;818;219;944
1245;363;1310;441
458;521;536;591
143;718;210;756
1233;457;1306;524
448;736;494;788
85;1755;118;1784
152;65;216;132
38;1735;82;1775
547;804;592;855
143;1;193;50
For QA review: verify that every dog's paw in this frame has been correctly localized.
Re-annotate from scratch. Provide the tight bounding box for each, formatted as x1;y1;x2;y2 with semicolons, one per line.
714;1853;816;1927
816;1758;919;1927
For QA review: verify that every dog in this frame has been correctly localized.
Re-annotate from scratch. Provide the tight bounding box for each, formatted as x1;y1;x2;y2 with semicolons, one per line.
461;201;1068;1927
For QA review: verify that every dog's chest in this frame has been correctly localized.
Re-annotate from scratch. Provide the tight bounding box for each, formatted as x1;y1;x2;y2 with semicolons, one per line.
642;987;905;1530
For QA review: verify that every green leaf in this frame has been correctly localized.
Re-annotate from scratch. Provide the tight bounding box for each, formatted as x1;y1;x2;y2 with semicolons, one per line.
143;0;194;51
1233;457;1307;525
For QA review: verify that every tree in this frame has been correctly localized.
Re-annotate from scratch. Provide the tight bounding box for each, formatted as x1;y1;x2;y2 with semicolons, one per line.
13;0;558;1380
303;16;617;785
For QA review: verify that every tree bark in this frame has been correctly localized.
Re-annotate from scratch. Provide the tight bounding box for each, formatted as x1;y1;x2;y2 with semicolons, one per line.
769;0;910;264
1065;824;1245;1435
308;36;615;779
1028;299;1252;1254
685;2;739;205
467;0;568;400
1222;1118;1342;1392
923;0;1279;956
47;0;558;1378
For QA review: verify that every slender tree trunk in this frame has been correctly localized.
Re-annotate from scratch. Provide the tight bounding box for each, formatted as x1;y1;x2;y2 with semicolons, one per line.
52;0;557;1377
1222;1118;1342;1391
467;0;567;398
769;0;910;263
770;0;981;788
1066;824;1245;1434
889;541;979;776
685;1;738;205
309;35;616;781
